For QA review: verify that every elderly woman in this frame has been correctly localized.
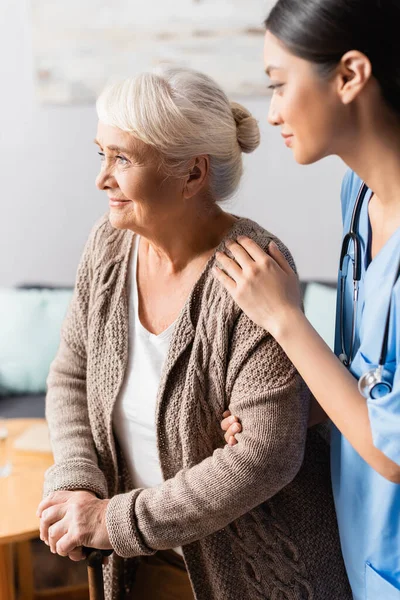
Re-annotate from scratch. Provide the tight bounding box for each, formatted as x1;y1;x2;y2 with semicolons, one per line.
37;67;351;600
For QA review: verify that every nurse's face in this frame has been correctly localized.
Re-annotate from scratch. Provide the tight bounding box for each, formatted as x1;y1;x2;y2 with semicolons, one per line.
264;31;346;165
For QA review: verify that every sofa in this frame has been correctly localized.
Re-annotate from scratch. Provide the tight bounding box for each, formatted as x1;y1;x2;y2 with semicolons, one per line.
0;285;73;420
0;394;45;419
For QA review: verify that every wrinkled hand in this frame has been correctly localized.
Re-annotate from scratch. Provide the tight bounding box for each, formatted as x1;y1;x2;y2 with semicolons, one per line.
213;237;302;340
37;490;111;560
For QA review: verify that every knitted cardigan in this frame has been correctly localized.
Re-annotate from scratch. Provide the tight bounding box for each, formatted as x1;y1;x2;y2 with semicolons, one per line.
44;215;351;600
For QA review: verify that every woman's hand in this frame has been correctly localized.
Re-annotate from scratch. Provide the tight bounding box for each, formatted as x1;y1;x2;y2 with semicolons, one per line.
37;490;111;560
221;411;242;445
213;237;302;339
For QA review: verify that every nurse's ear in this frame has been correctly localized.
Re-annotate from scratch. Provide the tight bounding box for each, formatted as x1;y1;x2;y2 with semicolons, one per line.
336;51;373;105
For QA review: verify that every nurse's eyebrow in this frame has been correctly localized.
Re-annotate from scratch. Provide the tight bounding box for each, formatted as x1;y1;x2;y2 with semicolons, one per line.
265;65;281;76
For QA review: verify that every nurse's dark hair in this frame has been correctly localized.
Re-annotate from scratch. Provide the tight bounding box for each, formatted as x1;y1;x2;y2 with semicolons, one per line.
265;0;400;116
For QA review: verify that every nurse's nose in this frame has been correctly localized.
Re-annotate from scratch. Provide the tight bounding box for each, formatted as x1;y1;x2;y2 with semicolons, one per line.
268;95;283;127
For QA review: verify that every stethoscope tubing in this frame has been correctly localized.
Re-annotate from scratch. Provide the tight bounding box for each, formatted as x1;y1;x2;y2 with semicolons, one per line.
339;182;400;372
339;183;368;366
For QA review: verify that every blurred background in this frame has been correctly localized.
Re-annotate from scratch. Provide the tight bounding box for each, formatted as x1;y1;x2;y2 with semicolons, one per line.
1;0;346;288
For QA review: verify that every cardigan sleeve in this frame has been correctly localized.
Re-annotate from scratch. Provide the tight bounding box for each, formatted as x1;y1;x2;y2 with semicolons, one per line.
105;324;310;557
43;216;109;499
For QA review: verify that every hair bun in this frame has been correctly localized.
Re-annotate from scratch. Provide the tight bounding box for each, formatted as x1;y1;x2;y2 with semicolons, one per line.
230;102;261;154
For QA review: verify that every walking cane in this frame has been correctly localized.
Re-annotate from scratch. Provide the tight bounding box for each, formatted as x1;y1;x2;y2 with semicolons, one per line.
84;548;113;600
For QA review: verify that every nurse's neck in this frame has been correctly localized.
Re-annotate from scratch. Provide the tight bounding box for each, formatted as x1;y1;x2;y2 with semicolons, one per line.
341;103;400;211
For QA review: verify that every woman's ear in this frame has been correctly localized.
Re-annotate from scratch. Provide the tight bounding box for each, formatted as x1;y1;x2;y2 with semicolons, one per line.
336;50;373;105
184;155;209;199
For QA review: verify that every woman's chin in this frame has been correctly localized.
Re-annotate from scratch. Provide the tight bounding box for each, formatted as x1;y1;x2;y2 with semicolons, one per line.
108;209;132;230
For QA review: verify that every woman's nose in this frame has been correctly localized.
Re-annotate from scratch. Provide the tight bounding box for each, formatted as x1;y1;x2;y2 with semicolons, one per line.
96;166;114;190
267;97;283;127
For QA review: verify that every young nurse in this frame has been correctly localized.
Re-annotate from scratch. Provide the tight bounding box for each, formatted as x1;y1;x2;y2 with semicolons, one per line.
215;0;400;598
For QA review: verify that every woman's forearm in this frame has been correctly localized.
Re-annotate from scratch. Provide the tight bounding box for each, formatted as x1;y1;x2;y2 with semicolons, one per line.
44;219;110;498
106;365;308;557
274;308;400;482
44;336;108;499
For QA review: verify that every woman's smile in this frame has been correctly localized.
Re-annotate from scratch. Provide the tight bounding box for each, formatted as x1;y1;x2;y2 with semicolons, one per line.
109;196;132;208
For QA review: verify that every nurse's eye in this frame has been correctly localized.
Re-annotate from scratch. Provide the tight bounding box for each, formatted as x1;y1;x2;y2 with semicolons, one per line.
268;83;284;92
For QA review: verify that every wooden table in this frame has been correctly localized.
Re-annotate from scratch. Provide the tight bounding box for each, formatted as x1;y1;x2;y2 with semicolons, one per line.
0;419;88;600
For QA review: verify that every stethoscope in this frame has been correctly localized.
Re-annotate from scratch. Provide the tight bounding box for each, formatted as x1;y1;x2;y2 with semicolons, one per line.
338;182;400;399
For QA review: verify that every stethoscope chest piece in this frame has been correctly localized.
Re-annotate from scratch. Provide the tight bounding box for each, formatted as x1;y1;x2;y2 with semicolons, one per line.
358;365;392;399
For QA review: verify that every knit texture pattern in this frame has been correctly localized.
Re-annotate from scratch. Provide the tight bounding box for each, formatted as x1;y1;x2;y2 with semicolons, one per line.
44;215;351;600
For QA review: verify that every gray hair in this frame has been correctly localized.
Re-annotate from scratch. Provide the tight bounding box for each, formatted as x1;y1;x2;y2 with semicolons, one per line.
96;66;260;201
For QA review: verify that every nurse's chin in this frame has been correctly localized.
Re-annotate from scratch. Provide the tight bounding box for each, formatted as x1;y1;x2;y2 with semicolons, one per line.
292;147;330;166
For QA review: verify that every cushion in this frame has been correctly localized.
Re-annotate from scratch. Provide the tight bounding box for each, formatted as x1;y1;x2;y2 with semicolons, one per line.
0;394;45;418
303;282;338;350
0;288;73;396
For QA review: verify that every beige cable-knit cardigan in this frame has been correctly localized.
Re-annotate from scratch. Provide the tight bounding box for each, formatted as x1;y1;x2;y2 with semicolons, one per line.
44;215;351;600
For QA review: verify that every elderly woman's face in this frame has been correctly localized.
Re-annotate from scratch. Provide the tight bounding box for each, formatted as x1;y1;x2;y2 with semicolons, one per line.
95;122;185;232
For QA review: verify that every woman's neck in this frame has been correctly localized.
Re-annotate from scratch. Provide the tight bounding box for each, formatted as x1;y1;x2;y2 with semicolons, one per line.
138;205;237;273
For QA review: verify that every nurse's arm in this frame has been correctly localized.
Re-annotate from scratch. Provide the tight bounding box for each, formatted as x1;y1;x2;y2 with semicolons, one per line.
270;309;400;483
214;238;400;484
222;309;400;481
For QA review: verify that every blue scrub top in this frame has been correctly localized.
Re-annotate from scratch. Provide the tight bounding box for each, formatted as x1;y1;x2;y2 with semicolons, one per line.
332;170;400;599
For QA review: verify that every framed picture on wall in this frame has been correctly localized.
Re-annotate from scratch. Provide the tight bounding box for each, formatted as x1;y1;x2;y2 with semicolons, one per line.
31;0;274;104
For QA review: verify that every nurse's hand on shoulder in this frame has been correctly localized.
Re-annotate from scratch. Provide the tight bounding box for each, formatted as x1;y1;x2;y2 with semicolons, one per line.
213;238;302;340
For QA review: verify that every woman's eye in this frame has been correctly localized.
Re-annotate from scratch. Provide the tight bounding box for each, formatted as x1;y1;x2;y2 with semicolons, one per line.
268;83;284;92
98;151;105;161
116;155;129;165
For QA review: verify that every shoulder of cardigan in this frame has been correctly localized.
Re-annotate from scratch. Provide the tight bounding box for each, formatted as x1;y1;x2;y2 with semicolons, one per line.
89;213;278;333
89;213;278;323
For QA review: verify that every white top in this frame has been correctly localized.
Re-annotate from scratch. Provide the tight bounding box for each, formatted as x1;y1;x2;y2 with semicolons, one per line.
113;235;182;554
